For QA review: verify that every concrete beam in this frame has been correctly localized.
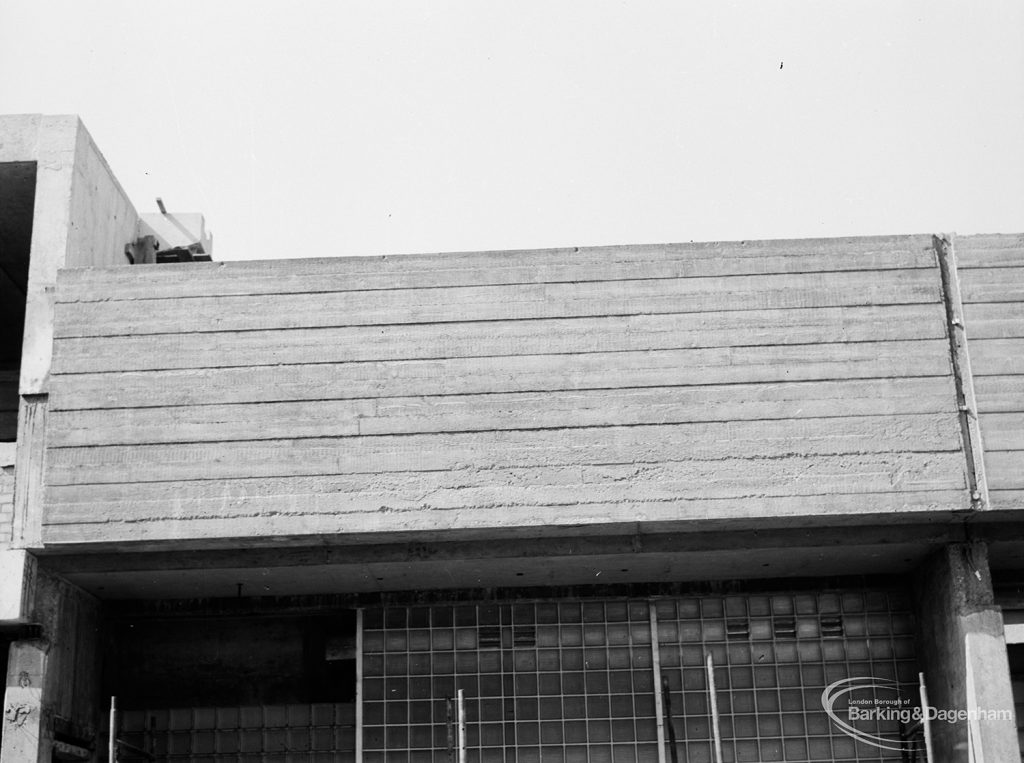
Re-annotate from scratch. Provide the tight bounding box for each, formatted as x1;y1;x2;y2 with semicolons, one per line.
33;521;965;599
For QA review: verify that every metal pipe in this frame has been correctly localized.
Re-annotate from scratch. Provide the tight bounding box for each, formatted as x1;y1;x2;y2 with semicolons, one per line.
457;688;467;763
446;697;456;762
649;605;668;763
919;672;935;763
355;609;364;763
706;654;724;763
662;676;679;763
109;696;117;763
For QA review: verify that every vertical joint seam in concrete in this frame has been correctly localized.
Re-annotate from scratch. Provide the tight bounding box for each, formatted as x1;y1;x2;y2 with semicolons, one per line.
12;394;49;549
934;234;989;512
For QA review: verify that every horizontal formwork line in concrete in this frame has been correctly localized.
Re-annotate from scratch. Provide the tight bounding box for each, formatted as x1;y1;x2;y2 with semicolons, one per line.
47;339;954;411
957;262;1024;270
55;256;940;303
985;447;1024;457
44;413;963;464
55;236;938;302
988;489;1024;508
43;413;963;486
47;374;958;416
46;378;959;448
50;303;949;375
48;373;958;414
45;454;968;498
43;450;969;510
48;410;960;450
49;301;947;356
45;482;971;531
47;489;974;532
40;490;973;546
51;298;946;343
50;333;950;378
53;269;942;338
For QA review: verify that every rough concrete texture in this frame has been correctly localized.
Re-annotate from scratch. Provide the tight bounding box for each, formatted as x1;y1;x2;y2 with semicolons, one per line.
0;443;14;547
914;543;1021;762
0;114;139;396
1;567;101;763
0;115;140;557
3;638;47;762
41;235;979;549
12;395;46;549
957;234;1024;511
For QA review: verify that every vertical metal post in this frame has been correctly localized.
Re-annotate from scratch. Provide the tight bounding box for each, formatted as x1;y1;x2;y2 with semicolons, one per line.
706;654;724;763
457;688;467;763
446;698;456;762
355;609;364;763
919;672;934;763
109;696;117;763
662;676;680;763
649;604;668;763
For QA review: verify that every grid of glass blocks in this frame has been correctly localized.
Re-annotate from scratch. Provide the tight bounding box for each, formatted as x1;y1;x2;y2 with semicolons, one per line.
119;703;356;762
655;590;918;763
362;590;919;763
362;600;660;763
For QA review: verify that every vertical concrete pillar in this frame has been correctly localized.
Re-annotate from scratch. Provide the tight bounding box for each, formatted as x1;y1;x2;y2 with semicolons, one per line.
0;569;102;763
914;542;1020;763
0;550;44;761
2;640;51;762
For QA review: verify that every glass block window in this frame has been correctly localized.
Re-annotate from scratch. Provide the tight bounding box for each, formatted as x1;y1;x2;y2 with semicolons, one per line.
361;600;658;763
655;591;919;763
361;590;919;763
118;703;356;762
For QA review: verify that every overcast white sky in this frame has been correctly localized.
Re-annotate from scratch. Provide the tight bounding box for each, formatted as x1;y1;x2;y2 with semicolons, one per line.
2;1;1023;261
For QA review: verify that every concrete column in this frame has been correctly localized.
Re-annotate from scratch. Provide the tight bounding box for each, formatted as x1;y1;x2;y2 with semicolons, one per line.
914;542;1021;763
2;640;51;762
0;568;102;763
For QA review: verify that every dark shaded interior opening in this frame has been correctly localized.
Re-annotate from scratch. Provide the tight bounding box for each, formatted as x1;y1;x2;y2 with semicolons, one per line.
104;608;359;707
0;161;35;441
1008;643;1024;754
